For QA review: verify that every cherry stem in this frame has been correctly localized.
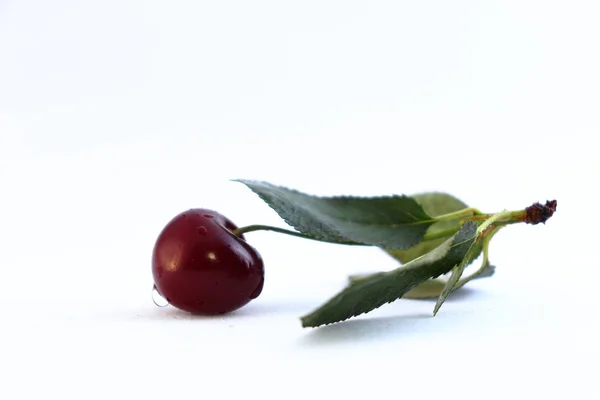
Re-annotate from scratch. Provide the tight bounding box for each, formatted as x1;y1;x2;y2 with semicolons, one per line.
232;225;365;245
434;207;483;222
471;209;528;231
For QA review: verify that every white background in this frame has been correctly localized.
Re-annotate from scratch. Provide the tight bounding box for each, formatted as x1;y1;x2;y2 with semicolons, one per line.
1;1;598;399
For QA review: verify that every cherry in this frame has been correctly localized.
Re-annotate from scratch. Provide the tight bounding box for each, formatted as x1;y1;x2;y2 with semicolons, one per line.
152;209;264;315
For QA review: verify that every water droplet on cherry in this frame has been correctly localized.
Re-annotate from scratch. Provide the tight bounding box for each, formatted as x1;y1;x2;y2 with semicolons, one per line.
152;285;170;307
197;226;208;235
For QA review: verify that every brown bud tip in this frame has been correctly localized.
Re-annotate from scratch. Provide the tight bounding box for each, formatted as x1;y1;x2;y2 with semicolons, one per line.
525;200;557;225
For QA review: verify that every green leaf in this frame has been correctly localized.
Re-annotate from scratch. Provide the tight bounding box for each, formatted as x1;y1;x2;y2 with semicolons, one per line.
432;221;504;314
348;247;492;300
348;193;488;302
434;267;465;316
387;192;469;263
301;222;478;327
402;239;484;299
401;259;495;299
402;279;447;299
433;240;482;315
237;180;436;250
401;223;499;301
412;192;470;218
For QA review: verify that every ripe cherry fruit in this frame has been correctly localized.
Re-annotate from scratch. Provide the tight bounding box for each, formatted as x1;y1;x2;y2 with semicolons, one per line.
152;209;264;315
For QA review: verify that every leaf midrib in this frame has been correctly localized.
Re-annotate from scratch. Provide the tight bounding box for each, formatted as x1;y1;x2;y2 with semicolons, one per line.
291;204;434;228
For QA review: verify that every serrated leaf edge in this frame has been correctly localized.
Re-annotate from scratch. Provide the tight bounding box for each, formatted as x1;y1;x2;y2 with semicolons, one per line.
236;179;437;248
300;222;477;327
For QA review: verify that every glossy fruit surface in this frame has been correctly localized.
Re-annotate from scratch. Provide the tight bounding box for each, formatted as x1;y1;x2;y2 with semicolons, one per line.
152;209;264;315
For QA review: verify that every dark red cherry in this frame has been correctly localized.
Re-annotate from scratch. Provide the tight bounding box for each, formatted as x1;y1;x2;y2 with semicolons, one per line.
152;209;264;315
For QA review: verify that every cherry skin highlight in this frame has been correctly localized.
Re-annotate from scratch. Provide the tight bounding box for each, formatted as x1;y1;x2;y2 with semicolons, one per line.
152;209;264;315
